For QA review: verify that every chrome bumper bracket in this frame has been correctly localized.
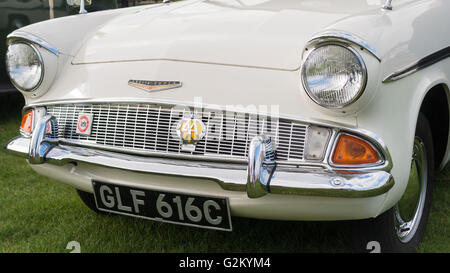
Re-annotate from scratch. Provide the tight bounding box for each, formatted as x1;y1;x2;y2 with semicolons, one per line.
29;115;57;164
247;135;276;198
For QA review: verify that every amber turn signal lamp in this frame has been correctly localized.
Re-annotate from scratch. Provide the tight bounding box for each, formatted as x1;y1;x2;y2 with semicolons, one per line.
332;134;379;165
20;110;33;137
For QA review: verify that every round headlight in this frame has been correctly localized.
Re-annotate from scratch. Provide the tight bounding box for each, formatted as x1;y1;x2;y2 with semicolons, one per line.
6;43;44;91
301;44;367;108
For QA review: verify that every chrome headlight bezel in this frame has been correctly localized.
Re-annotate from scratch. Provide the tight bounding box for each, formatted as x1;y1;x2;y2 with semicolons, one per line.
301;42;368;109
6;42;45;92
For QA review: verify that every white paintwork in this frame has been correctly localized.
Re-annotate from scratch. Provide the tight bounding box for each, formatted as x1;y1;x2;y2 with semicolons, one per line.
30;162;388;221
8;0;450;220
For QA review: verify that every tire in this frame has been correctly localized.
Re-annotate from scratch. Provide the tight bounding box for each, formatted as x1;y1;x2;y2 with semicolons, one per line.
352;113;434;253
76;189;106;214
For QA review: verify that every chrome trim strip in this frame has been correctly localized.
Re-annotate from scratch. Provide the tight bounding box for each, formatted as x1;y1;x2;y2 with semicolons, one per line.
5;136;394;198
6;32;59;56
58;139;249;164
383;46;450;83
307;30;381;62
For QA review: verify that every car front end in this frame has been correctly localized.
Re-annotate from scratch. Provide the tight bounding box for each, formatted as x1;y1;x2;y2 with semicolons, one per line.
4;0;412;232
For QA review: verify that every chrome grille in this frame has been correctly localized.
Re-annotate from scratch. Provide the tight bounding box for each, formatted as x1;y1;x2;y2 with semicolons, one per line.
46;103;308;161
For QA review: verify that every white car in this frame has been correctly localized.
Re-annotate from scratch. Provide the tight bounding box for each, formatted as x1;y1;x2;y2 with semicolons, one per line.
4;0;450;252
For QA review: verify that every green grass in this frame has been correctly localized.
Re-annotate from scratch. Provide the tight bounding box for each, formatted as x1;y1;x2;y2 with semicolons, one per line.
0;94;448;253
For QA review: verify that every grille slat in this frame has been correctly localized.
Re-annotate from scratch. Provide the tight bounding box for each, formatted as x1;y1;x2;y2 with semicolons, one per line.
47;103;307;161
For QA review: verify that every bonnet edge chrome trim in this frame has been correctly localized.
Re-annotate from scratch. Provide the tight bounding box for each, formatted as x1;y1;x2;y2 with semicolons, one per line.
306;30;381;62
383;46;450;83
6;31;59;56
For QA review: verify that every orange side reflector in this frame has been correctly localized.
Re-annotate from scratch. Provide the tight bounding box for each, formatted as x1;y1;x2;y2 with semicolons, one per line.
332;134;379;165
20;110;33;136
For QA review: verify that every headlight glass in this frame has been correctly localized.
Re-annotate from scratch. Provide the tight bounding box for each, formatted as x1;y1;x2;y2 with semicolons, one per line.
6;43;43;91
302;44;366;108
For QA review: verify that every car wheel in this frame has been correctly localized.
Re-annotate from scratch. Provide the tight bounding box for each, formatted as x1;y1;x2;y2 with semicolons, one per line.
352;113;434;253
76;189;107;214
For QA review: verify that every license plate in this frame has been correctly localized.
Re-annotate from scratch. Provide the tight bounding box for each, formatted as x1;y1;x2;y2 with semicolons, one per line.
92;181;232;231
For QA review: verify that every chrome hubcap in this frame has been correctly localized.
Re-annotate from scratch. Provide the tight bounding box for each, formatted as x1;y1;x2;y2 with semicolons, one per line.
394;137;427;243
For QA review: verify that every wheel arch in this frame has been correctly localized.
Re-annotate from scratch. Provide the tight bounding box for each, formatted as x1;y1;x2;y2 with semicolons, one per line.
419;83;450;170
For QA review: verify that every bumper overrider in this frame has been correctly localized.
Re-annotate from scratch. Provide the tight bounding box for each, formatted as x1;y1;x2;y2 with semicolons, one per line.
5;105;395;201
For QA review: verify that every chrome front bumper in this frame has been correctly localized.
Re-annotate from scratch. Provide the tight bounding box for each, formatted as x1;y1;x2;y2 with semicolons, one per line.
5;114;395;199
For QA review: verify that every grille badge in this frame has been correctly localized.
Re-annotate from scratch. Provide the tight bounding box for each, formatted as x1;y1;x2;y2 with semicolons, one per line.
128;80;182;92
76;113;93;136
176;115;206;152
